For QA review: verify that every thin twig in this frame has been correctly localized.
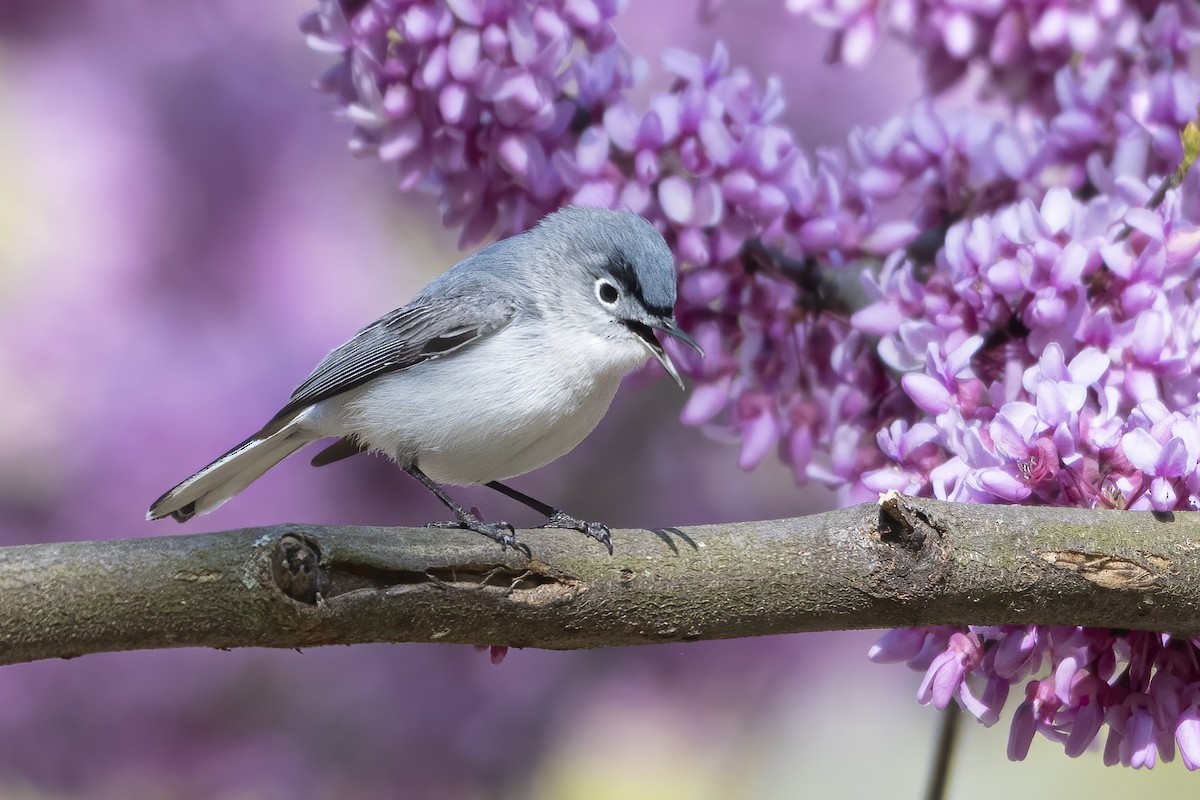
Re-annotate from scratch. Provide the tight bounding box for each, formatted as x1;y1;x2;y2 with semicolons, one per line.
925;704;961;800
1114;115;1200;242
741;237;864;314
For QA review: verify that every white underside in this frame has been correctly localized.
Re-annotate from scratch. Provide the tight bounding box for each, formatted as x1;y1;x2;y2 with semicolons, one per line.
315;322;649;485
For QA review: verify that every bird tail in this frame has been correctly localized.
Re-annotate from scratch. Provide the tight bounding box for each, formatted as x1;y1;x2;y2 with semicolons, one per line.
147;413;316;522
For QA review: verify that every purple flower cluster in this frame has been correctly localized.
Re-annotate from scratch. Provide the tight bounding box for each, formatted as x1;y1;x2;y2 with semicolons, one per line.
858;184;1200;511
871;626;1200;768
305;0;1200;768
302;0;632;246
788;1;1197;106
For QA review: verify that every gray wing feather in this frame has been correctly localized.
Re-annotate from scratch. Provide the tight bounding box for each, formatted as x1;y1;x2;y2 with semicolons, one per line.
270;277;517;423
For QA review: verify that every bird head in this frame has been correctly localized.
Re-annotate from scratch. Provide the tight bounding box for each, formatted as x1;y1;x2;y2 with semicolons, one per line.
535;206;704;388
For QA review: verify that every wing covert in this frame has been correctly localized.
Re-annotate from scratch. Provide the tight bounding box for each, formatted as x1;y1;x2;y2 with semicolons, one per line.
270;283;516;422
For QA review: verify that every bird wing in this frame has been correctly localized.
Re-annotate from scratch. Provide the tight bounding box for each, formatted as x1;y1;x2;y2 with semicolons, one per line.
270;277;517;424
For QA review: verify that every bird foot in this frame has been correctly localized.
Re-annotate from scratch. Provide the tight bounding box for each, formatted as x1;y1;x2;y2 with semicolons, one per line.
540;511;613;554
427;517;531;558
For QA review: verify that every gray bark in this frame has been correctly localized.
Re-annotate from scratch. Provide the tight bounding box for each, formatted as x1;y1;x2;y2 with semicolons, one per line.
2;494;1198;666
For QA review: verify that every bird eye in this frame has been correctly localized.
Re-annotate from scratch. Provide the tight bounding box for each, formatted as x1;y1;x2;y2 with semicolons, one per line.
595;279;620;305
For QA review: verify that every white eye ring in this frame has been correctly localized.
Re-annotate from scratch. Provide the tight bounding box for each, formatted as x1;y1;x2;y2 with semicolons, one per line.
595;278;620;306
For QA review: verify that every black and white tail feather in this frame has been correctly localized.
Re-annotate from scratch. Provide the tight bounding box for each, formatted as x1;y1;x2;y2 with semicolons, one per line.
146;411;317;522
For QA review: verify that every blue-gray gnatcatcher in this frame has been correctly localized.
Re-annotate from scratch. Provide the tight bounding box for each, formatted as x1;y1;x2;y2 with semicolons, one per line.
148;206;703;555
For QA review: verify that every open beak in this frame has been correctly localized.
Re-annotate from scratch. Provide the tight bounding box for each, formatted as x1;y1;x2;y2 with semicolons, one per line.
626;318;705;390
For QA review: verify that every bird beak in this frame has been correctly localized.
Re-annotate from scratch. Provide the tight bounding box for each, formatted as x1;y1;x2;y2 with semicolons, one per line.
630;317;704;391
654;317;705;358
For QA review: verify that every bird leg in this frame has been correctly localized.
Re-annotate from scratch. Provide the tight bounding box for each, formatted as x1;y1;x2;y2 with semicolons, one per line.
404;465;530;557
484;481;613;554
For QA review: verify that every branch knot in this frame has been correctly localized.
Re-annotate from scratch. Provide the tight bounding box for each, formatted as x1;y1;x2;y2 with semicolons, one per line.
271;533;326;604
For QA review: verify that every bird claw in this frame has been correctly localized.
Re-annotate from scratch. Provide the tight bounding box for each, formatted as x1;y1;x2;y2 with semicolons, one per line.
427;518;530;558
541;511;613;555
496;528;532;559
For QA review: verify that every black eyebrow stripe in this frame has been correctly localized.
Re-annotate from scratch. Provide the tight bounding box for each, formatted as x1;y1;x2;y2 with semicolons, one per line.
607;252;642;297
606;252;675;317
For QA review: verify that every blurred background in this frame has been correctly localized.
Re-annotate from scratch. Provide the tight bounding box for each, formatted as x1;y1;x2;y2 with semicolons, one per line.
0;1;1193;797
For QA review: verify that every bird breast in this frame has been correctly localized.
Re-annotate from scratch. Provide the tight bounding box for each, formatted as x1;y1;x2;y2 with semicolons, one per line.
326;321;650;485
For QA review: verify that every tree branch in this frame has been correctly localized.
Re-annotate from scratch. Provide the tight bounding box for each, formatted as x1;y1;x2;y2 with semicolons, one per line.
4;494;1200;666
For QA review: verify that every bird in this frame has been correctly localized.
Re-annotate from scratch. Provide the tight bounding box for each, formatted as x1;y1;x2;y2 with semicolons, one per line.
147;206;703;555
